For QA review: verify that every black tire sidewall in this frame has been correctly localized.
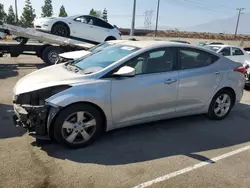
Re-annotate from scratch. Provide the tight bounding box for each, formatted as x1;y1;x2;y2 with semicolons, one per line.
42;46;64;65
53;104;104;149
51;24;69;37
207;90;234;120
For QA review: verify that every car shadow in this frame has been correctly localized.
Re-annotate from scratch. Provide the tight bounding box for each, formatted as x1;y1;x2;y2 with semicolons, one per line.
0;66;18;79
34;103;250;166
0;63;46;79
0;103;26;139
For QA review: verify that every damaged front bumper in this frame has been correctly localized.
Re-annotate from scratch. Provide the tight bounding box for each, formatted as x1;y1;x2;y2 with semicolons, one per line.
13;103;59;140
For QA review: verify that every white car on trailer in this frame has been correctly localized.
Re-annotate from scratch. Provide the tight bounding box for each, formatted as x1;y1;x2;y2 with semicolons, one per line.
34;15;121;43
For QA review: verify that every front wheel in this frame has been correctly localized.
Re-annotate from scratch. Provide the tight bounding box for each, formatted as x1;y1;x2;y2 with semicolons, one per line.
53;104;104;149
206;90;234;120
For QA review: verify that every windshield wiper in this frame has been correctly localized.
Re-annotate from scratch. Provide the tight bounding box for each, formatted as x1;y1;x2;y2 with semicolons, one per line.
64;62;82;73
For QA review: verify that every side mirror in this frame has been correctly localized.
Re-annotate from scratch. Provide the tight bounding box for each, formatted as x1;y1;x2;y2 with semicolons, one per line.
113;66;136;77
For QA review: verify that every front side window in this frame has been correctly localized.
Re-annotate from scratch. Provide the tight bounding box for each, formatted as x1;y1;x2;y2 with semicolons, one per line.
75;16;93;25
179;48;219;70
93;18;114;29
126;48;176;75
73;45;139;74
220;47;231;56
232;47;244;56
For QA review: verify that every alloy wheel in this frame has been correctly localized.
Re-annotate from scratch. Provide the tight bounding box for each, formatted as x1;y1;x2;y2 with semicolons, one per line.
214;94;231;117
61;111;97;144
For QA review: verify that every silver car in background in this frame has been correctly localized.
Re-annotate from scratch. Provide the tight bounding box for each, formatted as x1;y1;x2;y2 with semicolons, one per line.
13;41;246;148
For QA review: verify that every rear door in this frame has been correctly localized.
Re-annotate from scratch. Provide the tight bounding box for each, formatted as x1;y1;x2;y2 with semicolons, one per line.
176;47;223;112
90;18;114;42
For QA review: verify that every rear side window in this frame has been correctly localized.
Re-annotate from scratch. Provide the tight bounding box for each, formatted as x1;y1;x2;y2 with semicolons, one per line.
232;47;244;56
178;48;219;70
93;18;114;29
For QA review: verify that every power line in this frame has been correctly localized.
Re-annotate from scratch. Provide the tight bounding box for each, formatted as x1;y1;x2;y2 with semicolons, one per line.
162;0;230;15
235;8;244;37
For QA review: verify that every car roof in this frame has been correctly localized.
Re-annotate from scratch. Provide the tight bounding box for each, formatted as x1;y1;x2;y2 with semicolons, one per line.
116;40;189;49
206;44;243;49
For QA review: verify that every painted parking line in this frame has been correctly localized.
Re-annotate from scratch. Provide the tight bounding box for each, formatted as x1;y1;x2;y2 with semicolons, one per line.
133;145;250;188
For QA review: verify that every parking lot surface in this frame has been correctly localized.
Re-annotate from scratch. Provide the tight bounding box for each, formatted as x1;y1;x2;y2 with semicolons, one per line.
1;56;250;188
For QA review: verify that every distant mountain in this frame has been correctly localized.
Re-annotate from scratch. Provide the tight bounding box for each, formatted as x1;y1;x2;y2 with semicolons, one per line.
180;13;250;35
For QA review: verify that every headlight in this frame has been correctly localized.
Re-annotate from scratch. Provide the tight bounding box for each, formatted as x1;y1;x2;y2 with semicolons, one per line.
15;85;72;105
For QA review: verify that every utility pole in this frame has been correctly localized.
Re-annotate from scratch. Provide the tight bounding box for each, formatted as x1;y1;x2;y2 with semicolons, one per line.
235;8;244;37
15;0;18;23
154;0;160;37
130;0;136;36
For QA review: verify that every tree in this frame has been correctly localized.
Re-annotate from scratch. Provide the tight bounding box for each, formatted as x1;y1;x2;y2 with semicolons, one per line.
41;0;53;17
6;5;16;25
102;8;108;22
0;3;7;22
89;8;101;18
20;0;36;27
58;5;67;17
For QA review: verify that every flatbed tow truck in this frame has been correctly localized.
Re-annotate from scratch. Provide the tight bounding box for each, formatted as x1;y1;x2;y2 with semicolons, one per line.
0;24;95;64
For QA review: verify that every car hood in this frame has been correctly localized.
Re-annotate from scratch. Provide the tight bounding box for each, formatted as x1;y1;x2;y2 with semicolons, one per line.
59;50;91;59
13;64;91;95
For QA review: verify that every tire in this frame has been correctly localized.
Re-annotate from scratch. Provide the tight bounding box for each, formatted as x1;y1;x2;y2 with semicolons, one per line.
19;37;28;45
15;37;21;42
42;46;64;65
206;89;234;120
53;103;104;149
51;23;70;37
105;36;116;41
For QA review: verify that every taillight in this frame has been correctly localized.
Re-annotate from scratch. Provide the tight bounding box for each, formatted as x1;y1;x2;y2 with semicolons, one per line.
234;66;246;75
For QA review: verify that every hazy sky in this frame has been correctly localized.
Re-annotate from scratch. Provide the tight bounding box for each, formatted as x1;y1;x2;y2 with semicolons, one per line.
0;0;249;29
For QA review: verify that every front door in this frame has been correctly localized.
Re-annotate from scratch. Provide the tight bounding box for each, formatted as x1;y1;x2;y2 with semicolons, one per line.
177;47;223;112
110;48;179;127
71;16;93;40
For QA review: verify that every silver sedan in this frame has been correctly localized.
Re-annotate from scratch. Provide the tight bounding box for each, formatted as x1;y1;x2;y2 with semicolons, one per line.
13;41;246;148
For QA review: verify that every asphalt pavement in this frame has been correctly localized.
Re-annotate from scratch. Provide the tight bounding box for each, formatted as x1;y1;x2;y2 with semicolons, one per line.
1;56;250;188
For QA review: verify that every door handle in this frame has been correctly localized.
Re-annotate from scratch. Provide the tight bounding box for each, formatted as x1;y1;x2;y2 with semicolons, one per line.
214;72;220;75
164;79;177;85
89;26;93;28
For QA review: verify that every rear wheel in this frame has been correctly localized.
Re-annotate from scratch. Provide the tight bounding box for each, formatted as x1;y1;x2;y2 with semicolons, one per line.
206;89;234;120
51;23;70;37
53;104;104;149
42;46;64;65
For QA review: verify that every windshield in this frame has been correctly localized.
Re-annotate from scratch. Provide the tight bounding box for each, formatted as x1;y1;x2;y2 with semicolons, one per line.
204;45;221;52
88;42;113;53
73;45;140;74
